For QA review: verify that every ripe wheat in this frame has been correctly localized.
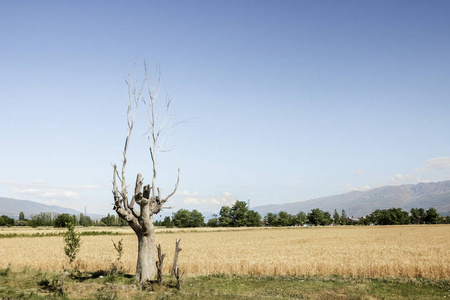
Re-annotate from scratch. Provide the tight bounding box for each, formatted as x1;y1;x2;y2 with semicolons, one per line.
0;225;448;279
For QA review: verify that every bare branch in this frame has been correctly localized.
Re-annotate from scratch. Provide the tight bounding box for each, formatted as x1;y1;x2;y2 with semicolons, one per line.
120;70;145;212
112;164;121;209
113;164;123;185
162;167;181;203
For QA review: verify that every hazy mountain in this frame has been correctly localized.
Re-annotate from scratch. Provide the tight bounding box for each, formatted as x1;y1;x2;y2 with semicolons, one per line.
253;181;450;217
3;180;450;222
0;197;104;220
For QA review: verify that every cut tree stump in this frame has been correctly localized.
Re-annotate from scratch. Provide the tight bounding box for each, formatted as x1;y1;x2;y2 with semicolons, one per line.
172;238;183;290
156;244;165;285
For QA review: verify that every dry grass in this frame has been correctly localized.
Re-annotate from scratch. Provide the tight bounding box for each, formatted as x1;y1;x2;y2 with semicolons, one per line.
0;225;448;279
0;226;254;236
0;226;134;236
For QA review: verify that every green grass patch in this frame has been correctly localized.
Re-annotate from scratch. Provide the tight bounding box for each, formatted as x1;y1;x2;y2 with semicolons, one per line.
0;267;448;299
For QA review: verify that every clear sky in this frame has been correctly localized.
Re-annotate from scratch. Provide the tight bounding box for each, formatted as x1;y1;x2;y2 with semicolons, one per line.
1;0;449;217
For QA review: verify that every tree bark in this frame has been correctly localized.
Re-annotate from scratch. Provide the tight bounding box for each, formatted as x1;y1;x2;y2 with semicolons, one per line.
172;239;183;290
172;238;182;277
135;219;156;283
156;244;165;285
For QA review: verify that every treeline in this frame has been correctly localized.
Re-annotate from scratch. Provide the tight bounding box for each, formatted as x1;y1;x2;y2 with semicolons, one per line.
0;212;127;228
155;205;448;228
369;207;442;225
263;207;446;226
1;204;448;228
154;200;261;228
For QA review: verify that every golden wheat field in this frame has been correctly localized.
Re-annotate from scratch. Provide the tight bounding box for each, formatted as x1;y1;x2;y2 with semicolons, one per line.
0;225;448;279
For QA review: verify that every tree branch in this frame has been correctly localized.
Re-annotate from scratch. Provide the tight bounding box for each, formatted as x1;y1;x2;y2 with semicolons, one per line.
162;167;181;203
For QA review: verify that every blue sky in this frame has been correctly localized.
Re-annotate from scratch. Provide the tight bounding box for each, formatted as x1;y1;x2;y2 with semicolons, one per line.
1;0;449;216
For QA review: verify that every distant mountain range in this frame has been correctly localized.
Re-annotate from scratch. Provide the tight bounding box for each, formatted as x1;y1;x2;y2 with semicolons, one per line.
253;181;450;217
0;197;104;220
2;181;450;221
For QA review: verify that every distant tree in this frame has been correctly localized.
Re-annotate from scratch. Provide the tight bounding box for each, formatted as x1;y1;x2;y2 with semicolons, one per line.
172;209;191;228
418;208;426;222
359;217;371;226
425;207;441;224
322;211;332;225
79;213;93;227
340;210;347;225
246;210;261;227
190;210;205;227
264;212;278;226
0;215;14;227
333;209;340;225
207;214;219;227
16;211;28;226
29;213;48;227
101;213;120;226
369;208;410;225
219;206;233;227
162;216;174;228
295;211;307;225
172;209;204;228
308;208;325;226
219;201;260;227
391;208;410;225
277;211;290;226
54;214;77;228
368;209;383;225
230;200;248;227
410;208;426;224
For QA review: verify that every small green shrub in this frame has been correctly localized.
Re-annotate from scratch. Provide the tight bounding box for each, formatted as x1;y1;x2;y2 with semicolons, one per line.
60;222;82;296
111;239;124;274
64;222;82;265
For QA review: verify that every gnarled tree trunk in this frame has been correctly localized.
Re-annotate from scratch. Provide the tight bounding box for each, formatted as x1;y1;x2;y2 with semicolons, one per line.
136;230;155;282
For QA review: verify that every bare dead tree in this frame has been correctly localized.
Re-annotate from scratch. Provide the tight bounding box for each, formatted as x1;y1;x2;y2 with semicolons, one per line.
172;239;183;290
155;244;165;285
112;63;180;284
172;238;182;276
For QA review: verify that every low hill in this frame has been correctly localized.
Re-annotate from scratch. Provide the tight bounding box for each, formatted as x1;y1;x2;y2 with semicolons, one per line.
0;197;103;220
253;181;450;217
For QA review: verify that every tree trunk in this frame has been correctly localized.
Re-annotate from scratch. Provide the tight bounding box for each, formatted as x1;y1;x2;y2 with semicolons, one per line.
172;238;182;277
135;223;156;283
156;244;165;285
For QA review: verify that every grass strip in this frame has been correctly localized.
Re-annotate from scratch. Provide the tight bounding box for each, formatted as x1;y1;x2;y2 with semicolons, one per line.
0;231;132;238
1;267;449;300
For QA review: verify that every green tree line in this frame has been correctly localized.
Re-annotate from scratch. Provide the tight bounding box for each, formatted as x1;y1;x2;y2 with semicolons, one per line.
0;212;127;228
1;205;448;228
156;206;448;228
